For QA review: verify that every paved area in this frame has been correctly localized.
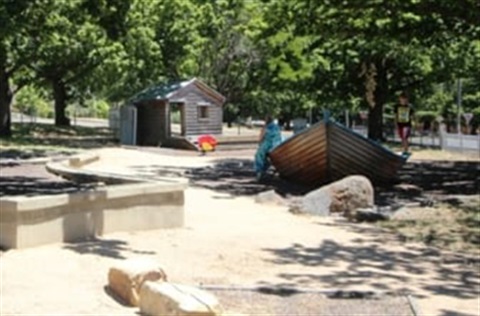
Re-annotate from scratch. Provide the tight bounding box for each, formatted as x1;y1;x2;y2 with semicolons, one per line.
211;290;416;315
76;147;256;180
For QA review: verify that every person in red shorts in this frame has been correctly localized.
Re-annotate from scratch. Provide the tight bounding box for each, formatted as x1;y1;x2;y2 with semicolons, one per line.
394;92;415;156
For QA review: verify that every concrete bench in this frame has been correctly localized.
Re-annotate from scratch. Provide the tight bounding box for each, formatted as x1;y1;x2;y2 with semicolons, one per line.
0;182;186;249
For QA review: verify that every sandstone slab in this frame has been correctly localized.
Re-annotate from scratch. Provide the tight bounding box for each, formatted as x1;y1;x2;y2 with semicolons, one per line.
108;257;167;306
139;282;223;316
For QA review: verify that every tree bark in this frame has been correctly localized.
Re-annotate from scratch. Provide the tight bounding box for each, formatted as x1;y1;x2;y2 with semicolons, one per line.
52;79;70;126
0;59;12;138
367;61;388;141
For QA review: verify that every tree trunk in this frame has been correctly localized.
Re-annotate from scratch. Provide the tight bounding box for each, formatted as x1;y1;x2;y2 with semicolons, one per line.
367;61;388;141
52;79;70;126
0;64;12;138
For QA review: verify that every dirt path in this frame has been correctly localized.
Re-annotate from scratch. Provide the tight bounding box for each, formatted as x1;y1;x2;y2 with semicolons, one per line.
1;187;478;315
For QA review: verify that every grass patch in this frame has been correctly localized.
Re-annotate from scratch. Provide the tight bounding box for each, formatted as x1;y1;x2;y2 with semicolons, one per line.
0;123;117;159
378;202;480;254
384;142;479;161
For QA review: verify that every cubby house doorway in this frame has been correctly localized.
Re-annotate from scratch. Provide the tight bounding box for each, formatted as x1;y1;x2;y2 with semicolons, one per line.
169;102;185;136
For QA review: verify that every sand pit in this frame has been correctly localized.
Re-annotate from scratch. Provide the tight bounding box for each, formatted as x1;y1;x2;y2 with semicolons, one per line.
0;147;478;315
1;187;478;315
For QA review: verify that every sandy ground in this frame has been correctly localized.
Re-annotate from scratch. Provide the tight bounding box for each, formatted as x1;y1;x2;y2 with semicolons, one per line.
0;147;479;315
1;187;479;315
408;148;479;162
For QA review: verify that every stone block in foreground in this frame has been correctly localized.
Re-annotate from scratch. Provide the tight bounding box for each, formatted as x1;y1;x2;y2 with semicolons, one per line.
108;257;167;306
140;281;223;316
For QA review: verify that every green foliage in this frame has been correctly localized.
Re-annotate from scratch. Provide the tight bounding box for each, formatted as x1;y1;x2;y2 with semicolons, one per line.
2;0;480;135
14;86;52;118
88;99;110;118
65;98;110;118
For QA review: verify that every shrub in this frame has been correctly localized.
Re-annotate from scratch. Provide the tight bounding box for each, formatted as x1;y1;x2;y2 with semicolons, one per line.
14;86;53;118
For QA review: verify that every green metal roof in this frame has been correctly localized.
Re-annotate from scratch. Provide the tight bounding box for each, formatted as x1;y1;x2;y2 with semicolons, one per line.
128;79;194;104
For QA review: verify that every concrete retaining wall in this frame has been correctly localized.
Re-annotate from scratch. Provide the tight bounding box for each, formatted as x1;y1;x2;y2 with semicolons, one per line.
0;182;186;249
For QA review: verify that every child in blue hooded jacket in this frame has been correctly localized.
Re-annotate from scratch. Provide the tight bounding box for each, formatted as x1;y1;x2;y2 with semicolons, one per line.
254;115;282;180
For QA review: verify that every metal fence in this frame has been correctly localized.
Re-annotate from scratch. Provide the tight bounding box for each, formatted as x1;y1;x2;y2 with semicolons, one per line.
352;125;479;153
440;132;480;153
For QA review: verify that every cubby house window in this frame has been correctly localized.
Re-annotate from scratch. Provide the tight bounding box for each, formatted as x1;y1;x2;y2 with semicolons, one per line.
198;105;209;119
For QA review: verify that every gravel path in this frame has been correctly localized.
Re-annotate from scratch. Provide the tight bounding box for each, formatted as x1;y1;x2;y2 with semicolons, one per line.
210;289;415;315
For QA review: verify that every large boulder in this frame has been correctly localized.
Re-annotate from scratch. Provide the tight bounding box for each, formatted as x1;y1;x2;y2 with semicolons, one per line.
289;175;374;219
108;257;167;306
139;281;223;316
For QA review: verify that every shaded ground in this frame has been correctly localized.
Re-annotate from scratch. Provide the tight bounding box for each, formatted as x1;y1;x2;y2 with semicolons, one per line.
172;156;480;255
3;148;479;253
397;160;480;196
0;123;116;160
0;123;113;196
182;157;479;203
0;163;96;197
375;160;480;206
379;204;480;253
187;159;310;196
63;238;157;260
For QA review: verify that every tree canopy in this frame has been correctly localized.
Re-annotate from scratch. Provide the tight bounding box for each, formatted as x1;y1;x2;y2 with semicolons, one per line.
1;0;479;137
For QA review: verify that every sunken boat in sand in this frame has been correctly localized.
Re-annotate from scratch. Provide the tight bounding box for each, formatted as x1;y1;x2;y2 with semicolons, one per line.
269;120;407;186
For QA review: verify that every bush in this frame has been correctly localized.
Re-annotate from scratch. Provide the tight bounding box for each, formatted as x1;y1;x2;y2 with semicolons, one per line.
90;99;110;118
68;99;111;118
14;86;53;118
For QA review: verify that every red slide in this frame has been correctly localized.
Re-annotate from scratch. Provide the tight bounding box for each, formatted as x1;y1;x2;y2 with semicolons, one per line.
197;135;218;153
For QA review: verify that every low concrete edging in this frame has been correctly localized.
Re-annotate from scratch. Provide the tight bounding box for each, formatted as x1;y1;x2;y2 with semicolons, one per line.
68;152;100;168
46;160;145;184
0;181;186;249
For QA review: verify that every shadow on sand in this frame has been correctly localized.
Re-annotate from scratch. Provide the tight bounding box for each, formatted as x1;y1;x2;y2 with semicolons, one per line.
0;176;96;197
375;160;479;206
261;220;480;301
0;123;116;160
63;237;156;260
187;159;311;196
103;285;132;307
397;160;479;195
129;158;311;196
182;158;479;206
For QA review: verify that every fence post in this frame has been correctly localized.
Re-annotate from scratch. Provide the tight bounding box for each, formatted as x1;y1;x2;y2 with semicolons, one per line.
439;123;446;150
478;134;480;155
